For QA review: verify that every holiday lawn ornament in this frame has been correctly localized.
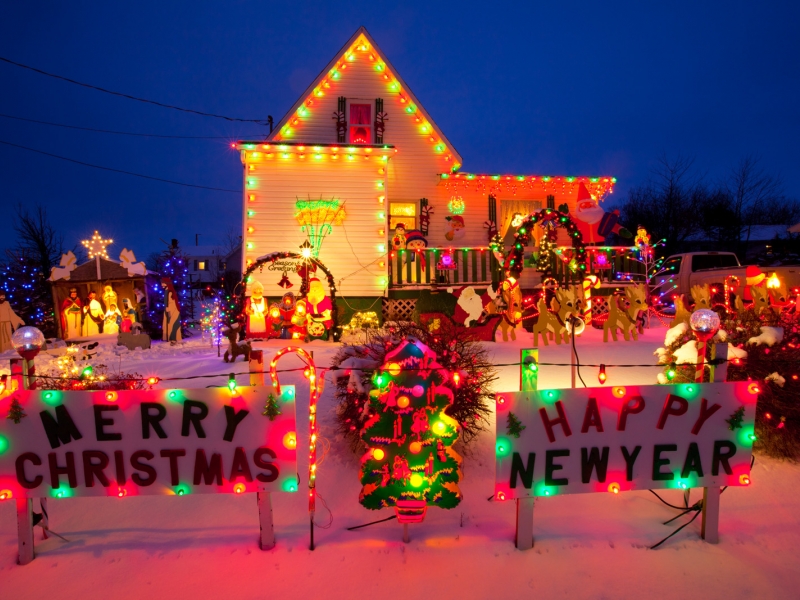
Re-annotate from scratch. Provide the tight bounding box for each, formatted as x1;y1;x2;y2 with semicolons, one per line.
60;288;82;340
581;275;600;326
305;278;333;340
269;347;321;548
404;230;428;269
81;290;105;336
0;384;298;563
392;223;407;250
103;302;122;335
498;276;523;342
672;284;711;328
245;280;268;338
120;297;138;332
160;278;182;343
47;251;77;281
532;286;582;347
603;285;647;342
10;326;45;390
766;273;791;312
359;340;462;527
634;226;651;247
445;215;465;241
419;202;434;236
119;248;147;277
102;285;119;313
495;381;757;549
223;323;251;363
690;309;721;383
505;208;587;278
452;286;485;327
447;195;465;215
567;182;631;244
743;265;765;301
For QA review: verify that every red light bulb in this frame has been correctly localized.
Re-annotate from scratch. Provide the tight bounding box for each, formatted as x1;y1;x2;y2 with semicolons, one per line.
598;364;607;385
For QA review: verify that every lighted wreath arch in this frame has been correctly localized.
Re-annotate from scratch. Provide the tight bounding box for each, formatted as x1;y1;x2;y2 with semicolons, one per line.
503;208;586;277
236;251;340;341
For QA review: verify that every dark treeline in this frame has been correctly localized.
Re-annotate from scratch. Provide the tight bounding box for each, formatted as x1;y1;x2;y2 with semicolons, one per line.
620;155;800;261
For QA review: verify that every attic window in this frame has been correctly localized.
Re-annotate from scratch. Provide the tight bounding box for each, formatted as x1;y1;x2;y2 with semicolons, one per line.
349;103;372;144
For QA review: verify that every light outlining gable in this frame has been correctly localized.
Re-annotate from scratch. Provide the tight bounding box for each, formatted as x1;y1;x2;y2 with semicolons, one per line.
267;26;462;171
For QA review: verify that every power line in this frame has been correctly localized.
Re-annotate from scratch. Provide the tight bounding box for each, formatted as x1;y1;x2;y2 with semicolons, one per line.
0;139;241;193
0;112;264;139
0;55;272;126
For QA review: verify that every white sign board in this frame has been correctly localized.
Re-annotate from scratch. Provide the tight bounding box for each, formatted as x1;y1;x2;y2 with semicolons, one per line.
0;386;298;499
495;382;756;499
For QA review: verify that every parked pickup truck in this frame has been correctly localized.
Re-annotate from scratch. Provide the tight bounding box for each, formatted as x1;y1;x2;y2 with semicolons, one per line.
651;252;800;305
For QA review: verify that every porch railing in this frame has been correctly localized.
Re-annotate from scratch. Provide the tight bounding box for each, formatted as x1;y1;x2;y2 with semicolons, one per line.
389;248;500;288
548;246;648;286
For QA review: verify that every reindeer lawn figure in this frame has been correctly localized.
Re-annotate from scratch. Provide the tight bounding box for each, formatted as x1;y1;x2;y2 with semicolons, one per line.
671;284;711;327
624;284;648;336
498;277;523;342
223;323;251;363
533;286;581;347
767;277;791;313
604;292;639;342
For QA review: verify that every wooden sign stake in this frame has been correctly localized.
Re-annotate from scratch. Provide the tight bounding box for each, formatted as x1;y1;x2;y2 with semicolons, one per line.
699;342;728;544
257;492;276;550
516;349;538;550
16;499;34;565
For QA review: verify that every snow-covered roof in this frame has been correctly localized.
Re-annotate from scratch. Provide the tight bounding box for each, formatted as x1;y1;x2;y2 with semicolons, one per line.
685;224;790;242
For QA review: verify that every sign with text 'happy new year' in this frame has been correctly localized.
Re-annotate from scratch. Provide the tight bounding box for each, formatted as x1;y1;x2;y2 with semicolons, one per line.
0;386;298;500
495;382;756;499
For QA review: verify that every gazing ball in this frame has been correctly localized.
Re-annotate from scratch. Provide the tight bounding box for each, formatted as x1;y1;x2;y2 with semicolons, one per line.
689;309;720;334
11;326;45;353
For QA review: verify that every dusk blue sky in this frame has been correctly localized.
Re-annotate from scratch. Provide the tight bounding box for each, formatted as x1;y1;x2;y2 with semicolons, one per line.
1;2;798;260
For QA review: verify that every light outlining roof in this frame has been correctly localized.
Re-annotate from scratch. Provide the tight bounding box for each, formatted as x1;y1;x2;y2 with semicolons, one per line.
439;173;617;199
260;26;462;168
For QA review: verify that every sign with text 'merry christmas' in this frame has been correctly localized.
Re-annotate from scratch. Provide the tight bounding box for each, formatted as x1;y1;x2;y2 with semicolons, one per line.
0;386;298;500
495;382;756;499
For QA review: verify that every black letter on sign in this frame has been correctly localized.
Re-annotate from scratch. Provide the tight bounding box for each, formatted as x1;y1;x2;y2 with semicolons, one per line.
15;453;43;489
621;445;642;481
657;394;689;430
83;450;111;487
581;398;604;433
193;449;223;485
141;403;168;439
130;450;157;486
230;447;253;482
93;405;122;441
617;396;645;431
712;440;737;476
580;447;609;483
160;449;186;486
653;444;677;481
510;452;535;489
682;442;704;478
182;400;208;438
254;447;279;483
223;406;249;442
114;450;127;485
48;452;77;488
539;401;572;443
40;406;83;449
544;449;570;486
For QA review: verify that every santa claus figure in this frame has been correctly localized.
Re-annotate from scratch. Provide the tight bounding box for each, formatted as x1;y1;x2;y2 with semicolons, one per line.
61;287;83;339
743;265;765;301
0;291;24;353
569;183;630;244
82;290;105;336
452;286;485;327
245;280;268;338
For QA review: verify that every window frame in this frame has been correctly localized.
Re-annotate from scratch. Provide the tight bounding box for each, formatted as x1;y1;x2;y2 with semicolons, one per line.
347;99;373;145
389;201;418;231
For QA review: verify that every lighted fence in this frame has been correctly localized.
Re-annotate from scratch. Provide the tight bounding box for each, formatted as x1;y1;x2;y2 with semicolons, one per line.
389;248;500;288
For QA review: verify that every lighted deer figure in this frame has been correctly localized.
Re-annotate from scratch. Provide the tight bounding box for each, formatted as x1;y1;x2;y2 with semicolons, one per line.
766;274;790;312
624;283;648;336
533;286;581;347
671;295;692;328
751;285;771;314
498;277;523;342
690;284;711;309
604;293;638;342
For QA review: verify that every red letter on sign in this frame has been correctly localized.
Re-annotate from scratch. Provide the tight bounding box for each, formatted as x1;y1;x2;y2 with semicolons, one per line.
691;398;722;435
539;401;572;443
617;395;645;431
657;394;689;430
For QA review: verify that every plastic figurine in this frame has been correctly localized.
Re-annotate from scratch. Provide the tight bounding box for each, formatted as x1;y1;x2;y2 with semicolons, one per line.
245;280;268;338
305;278;332;339
160;278;182;343
445;216;465;241
392;223;407;251
0;290;24;353
104;303;122;335
60;287;83;339
120;298;138;333
82;290;105;336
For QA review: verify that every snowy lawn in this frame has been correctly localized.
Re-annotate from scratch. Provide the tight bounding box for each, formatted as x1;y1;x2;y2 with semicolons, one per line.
2;326;799;598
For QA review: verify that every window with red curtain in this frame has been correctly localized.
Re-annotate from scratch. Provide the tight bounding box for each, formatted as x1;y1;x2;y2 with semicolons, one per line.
349;103;372;144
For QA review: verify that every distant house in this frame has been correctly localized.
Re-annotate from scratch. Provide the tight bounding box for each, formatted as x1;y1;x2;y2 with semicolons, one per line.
683;225;793;262
181;245;226;285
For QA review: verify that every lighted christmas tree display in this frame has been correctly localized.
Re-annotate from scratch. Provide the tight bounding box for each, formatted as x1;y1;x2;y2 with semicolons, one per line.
145;245;191;337
358;339;462;515
0;251;56;337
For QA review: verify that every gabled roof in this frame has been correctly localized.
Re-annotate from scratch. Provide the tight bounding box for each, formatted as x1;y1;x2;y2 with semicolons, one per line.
265;26;462;169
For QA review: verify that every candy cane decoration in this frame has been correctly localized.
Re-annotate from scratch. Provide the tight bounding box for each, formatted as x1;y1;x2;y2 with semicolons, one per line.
269;347;321;519
582;275;600;326
724;275;739;313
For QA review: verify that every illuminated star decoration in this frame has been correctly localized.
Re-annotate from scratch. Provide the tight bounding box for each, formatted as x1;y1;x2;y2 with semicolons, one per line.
82;231;113;259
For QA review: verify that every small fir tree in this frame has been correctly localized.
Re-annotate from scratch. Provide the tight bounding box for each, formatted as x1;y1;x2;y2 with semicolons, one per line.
506;412;526;438
6;397;27;424
262;393;282;421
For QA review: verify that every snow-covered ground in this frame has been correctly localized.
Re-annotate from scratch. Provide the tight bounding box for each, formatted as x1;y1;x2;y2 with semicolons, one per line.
2;325;799;599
